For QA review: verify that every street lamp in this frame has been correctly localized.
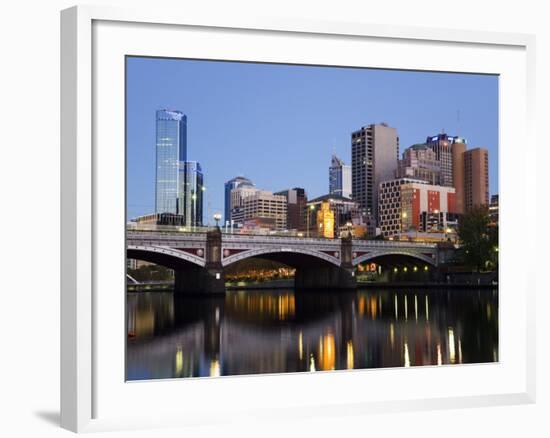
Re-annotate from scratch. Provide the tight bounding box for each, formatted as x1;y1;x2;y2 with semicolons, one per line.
306;204;316;238
191;192;197;232
213;212;222;229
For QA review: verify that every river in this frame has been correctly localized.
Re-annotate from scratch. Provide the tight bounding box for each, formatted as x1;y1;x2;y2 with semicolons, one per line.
126;287;498;380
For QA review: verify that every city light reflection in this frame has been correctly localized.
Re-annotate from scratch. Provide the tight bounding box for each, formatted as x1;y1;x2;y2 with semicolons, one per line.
404;342;411;367
347;340;354;369
448;328;456;364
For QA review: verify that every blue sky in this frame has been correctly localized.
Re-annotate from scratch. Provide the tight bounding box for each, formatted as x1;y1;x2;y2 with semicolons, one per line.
126;57;498;223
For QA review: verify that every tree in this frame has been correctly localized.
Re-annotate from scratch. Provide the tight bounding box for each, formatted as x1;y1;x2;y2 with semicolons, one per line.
457;206;498;272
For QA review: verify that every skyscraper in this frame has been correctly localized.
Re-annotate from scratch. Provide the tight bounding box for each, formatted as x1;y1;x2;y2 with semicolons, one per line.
396;144;441;185
426;133;453;187
451;139;467;214
178;161;204;227
425;133;467;188
464;147;489;210
329;154;352;198
224;176;254;223
155;109;187;214
351;123;399;224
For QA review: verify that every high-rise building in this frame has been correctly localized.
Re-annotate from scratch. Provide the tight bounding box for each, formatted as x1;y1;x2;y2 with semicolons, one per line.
379;178;457;238
396;144;441;185
155;109;187;214
351;123;399;224
464;147;489;210
329;155;352;198
224;176;254;223
274;187;308;231
425;133;467;187
451;140;467;214
178;161;204;227
426;133;452;187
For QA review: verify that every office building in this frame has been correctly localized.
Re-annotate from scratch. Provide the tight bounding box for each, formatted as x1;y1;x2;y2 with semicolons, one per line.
230;184;260;224
396;144;441;185
464;148;490;210
426;133;454;187
235;190;287;231
155;109;187;214
274;187;308;231
451;140;467;214
329;154;352;198
351;123;399;224
378;178;457;238
129;212;186;227
178;161;204;227
224;176;254;223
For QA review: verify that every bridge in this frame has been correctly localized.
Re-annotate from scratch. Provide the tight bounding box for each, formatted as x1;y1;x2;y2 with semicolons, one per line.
127;228;457;294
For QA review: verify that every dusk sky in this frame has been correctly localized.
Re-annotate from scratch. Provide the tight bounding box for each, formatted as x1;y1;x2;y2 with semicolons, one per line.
126;57;498;223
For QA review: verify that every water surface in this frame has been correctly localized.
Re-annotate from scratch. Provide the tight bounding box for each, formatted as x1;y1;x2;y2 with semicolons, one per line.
126;288;498;380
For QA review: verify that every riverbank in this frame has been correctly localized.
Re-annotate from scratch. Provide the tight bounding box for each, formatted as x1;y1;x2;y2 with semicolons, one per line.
127;277;497;292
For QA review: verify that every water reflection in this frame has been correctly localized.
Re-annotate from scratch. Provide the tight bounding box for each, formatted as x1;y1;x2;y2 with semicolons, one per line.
126;288;498;380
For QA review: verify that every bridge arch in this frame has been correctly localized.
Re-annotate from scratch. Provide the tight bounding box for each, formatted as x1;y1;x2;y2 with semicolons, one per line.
353;250;437;267
127;245;206;269
222;247;341;268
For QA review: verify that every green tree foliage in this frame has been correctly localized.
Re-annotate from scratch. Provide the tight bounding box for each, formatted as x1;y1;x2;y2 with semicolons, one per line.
128;264;174;282
457;206;499;272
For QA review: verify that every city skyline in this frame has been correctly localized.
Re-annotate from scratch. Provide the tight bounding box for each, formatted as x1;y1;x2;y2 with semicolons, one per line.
127;57;498;222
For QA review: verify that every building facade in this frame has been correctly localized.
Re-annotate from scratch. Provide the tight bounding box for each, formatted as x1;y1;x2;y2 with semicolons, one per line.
379;178;457;238
425;133;455;187
230;184;260;225
274;187;308;231
178;161;204;227
129;212;187;227
464;147;490;210
235;190;287;231
316;202;335;239
307;194;359;238
396;144;441;185
224;176;254;224
329;154;352;198
451;140;467;214
351;123;399;224
155;109;187;214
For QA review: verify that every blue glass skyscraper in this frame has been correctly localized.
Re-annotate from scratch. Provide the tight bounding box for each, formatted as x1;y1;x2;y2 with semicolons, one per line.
155;109;187;214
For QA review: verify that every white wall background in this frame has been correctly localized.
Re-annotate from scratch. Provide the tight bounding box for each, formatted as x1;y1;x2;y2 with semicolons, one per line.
0;0;547;436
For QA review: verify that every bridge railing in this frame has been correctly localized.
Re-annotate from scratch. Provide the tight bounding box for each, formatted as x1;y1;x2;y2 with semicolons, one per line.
127;224;440;248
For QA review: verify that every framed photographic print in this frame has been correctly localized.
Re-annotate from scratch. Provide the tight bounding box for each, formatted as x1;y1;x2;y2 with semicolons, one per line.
61;5;536;433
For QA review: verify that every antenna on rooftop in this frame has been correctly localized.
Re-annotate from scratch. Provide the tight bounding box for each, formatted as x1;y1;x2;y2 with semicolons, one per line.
457;109;461;135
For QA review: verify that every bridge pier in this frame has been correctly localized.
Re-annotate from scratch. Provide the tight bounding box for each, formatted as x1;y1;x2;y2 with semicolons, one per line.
294;234;356;290
174;228;225;295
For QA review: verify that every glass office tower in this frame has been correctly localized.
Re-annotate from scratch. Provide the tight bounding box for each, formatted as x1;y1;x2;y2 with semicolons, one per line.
178;161;204;227
329;154;352;198
155;109;187;214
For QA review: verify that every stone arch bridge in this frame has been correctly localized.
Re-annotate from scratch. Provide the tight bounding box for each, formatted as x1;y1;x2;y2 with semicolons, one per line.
127;229;456;294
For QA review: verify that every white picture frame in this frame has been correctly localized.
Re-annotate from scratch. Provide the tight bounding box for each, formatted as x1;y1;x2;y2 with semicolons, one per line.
60;4;536;433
